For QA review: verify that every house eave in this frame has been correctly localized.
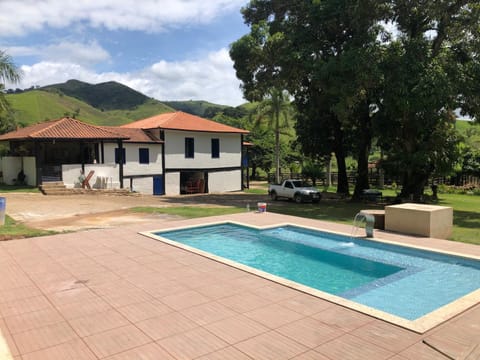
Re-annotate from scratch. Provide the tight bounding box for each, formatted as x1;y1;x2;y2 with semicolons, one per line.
153;128;249;135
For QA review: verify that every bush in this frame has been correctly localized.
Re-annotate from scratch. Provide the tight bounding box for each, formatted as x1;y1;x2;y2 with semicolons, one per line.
302;162;324;186
437;183;480;195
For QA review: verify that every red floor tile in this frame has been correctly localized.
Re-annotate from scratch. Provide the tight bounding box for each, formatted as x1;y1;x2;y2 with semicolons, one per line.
156;327;227;360
82;324;151;358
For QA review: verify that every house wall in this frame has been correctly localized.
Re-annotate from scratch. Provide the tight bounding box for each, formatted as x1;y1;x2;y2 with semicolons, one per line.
23;157;37;186
103;143;163;176
161;130;243;195
165;172;180;195
209;170;242;193
1;156;36;186
129;177;153;194
83;142;163;194
164;130;241;169
62;164;120;189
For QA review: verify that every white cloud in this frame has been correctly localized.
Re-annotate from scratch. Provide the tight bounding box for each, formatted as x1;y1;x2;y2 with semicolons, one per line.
43;41;111;65
144;48;244;104
6;41;110;66
8;48;245;106
0;0;246;36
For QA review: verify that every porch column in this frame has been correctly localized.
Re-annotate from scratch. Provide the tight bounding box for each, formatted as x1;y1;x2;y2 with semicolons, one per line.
117;140;124;188
34;141;41;186
160;131;165;194
80;141;85;173
100;141;105;164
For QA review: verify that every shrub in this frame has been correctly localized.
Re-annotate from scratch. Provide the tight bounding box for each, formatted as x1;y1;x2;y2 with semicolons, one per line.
437;183;480;195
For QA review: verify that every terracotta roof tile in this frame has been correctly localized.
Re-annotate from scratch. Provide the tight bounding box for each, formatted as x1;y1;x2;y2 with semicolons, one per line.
106;127;162;143
121;111;249;134
0;117;129;141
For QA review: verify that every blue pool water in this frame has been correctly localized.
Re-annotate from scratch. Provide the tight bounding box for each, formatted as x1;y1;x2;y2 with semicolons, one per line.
156;223;480;320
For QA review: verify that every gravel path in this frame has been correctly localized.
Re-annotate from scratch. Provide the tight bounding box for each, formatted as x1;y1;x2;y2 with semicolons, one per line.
2;191;271;231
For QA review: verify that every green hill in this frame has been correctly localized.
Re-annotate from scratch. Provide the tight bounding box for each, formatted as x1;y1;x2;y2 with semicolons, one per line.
4;79;250;128
6;89;174;126
42;79;150;111
163;100;229;117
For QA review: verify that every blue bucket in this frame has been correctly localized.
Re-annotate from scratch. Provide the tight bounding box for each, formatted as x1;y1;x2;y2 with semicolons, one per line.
0;197;6;225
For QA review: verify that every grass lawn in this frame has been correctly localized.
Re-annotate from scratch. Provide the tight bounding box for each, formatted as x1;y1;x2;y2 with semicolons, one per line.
268;191;480;245
0;183;477;245
244;188;269;194
0;187;51;240
437;193;480;245
0;215;56;240
0;185;40;193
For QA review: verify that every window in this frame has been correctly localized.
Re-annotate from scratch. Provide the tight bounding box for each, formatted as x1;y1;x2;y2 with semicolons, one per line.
115;148;126;164
185;137;194;158
139;148;149;164
211;138;220;158
285;181;293;189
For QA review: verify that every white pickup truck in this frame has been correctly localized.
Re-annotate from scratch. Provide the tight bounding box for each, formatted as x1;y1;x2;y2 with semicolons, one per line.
268;179;321;203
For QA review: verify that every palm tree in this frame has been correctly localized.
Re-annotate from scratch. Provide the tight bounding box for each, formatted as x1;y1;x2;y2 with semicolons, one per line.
254;88;292;184
0;50;21;113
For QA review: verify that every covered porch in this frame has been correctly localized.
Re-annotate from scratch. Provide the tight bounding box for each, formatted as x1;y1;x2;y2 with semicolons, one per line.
0;117;129;187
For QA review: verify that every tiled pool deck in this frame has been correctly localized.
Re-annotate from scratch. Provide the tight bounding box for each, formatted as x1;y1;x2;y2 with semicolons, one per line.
0;212;479;359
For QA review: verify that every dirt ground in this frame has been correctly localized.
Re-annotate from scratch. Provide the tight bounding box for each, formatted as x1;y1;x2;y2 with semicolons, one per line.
3;191;271;232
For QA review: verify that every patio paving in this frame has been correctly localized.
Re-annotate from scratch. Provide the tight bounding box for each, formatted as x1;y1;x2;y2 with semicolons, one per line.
0;212;479;359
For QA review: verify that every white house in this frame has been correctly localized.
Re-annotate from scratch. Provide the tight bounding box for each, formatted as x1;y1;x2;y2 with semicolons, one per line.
122;111;249;195
0;112;249;195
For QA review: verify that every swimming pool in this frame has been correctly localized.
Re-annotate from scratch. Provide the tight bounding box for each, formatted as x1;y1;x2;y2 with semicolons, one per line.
145;222;480;332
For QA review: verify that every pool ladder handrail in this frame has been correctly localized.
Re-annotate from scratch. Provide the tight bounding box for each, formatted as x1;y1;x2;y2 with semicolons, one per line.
351;212;375;238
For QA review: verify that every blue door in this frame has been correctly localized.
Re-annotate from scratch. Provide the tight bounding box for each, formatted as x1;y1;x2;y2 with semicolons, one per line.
153;175;164;195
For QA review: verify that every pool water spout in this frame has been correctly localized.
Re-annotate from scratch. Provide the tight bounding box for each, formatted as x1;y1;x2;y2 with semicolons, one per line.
352;212;375;238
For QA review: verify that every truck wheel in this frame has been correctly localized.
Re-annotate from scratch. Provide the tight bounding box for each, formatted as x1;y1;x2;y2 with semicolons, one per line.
294;194;303;203
270;191;278;201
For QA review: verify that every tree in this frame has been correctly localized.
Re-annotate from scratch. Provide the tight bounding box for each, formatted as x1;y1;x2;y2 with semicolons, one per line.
244;121;276;180
460;146;480;177
0;50;21;133
295;90;351;194
231;1;480;200
254;88;292;183
377;1;480;199
231;0;389;196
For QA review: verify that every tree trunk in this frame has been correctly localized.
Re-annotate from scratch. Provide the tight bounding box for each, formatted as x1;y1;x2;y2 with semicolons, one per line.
378;148;384;188
275;127;280;183
335;150;349;195
326;154;332;187
398;119;429;201
400;171;428;201
378;168;384;189
353;104;372;200
333;122;349;195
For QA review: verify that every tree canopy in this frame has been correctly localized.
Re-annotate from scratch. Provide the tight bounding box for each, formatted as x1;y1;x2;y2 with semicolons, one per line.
230;0;480;198
0;50;21;133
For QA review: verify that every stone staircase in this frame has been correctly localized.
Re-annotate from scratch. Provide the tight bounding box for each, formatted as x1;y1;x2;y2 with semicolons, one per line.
39;181;70;195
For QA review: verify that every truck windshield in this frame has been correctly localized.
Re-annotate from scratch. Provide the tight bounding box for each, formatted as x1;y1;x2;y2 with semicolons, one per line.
291;180;305;187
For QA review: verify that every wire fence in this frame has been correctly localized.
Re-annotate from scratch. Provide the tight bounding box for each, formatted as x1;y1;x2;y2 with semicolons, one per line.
265;170;480;188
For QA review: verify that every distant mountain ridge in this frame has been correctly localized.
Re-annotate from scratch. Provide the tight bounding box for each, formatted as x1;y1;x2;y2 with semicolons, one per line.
41;79;150;111
162;100;228;118
5;79;247;128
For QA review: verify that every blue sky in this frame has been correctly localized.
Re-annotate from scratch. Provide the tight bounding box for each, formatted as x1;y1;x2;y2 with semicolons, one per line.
0;0;250;106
